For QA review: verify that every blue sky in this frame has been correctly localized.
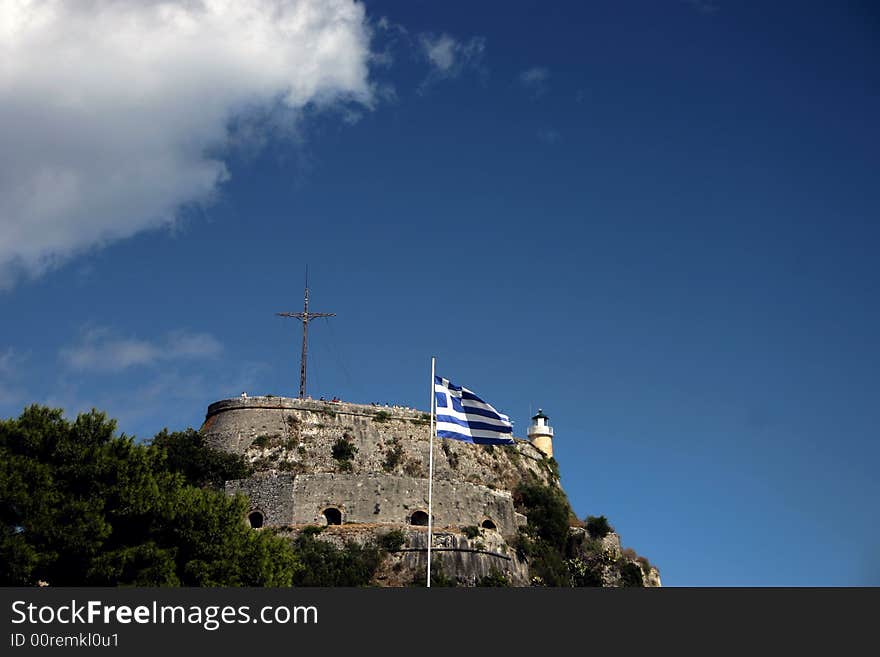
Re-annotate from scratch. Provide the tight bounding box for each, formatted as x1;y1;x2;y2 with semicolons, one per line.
1;1;878;586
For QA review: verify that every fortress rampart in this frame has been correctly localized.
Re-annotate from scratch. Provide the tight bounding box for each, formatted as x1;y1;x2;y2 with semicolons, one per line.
200;396;557;585
226;472;523;535
201;396;557;494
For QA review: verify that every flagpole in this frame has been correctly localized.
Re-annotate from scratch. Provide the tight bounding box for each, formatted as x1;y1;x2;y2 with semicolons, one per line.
427;356;435;588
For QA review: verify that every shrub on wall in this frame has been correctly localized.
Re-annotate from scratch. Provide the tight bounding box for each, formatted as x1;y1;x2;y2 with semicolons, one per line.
382;439;405;472
477;569;511;587
462;525;481;539
331;435;357;471
402;460;424;477
545;457;560;480
514;480;572;548
441;441;459;469
566;537;617;587
513;480;649;588
410;558;456;587
251;434;272;448
512;480;574;586
379;530;406;552
567;556;605;587
586;515;613;539
619;561;645;587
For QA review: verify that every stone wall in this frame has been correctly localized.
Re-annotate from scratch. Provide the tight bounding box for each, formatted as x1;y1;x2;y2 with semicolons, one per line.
202;396;658;587
225;472;520;537
224;472;295;527
202;397;557;493
286;525;531;587
394;530;530;586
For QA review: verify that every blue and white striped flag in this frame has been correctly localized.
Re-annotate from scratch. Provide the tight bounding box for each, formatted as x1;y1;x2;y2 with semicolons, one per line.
434;376;514;445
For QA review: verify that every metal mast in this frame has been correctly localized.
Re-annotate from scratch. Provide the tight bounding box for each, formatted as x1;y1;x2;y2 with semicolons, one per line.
276;271;335;399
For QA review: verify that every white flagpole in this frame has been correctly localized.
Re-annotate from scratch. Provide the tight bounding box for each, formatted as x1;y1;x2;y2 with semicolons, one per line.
427;356;436;588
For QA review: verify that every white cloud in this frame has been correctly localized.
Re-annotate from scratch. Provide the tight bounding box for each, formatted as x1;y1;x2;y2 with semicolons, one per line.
422;34;458;72
418;32;485;87
0;0;375;288
520;66;549;96
61;327;222;372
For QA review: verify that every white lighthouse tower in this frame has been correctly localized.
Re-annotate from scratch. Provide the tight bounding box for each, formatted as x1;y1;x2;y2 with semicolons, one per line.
528;409;554;458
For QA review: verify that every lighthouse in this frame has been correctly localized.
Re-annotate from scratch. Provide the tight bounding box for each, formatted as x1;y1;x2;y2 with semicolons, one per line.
528;409;554;458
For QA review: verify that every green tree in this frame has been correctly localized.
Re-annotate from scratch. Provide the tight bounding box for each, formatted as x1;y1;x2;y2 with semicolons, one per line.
150;428;250;488
0;405;299;586
586;515;613;539
619;561;645;587
514;480;572;548
512;480;574;586
291;532;382;586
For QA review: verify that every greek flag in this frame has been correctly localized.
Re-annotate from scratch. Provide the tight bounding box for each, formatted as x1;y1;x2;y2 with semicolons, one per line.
434;376;514;445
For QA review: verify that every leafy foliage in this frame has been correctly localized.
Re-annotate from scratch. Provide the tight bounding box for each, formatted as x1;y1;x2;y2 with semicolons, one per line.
513;531;570;586
251;435;272;448
514;480;572;548
331;435;357;471
566;535;616;587
151;428;251;488
291;533;382;586
378;529;406;552
462;525;481;539
402;460;424;477
477;569;511;587
545;457;560;480
382;438;405;472
586;515;613;538
619;561;645;587
0;405;299;586
567;556;605;587
441;441;460;469
513;480;649;588
422;558;456;587
512;480;574;586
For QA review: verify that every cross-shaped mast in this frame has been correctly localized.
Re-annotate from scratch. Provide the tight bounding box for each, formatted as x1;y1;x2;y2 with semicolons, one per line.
276;272;335;399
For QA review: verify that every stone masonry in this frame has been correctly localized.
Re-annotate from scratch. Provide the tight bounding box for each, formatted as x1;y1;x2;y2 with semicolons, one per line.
201;396;553;585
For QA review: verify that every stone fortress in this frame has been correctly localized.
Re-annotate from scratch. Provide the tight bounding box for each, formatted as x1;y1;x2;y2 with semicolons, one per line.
201;394;660;586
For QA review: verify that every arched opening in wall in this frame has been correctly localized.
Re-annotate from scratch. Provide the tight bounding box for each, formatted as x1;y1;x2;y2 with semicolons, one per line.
481;519;497;531
322;507;342;526
409;510;429;526
248;511;264;529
